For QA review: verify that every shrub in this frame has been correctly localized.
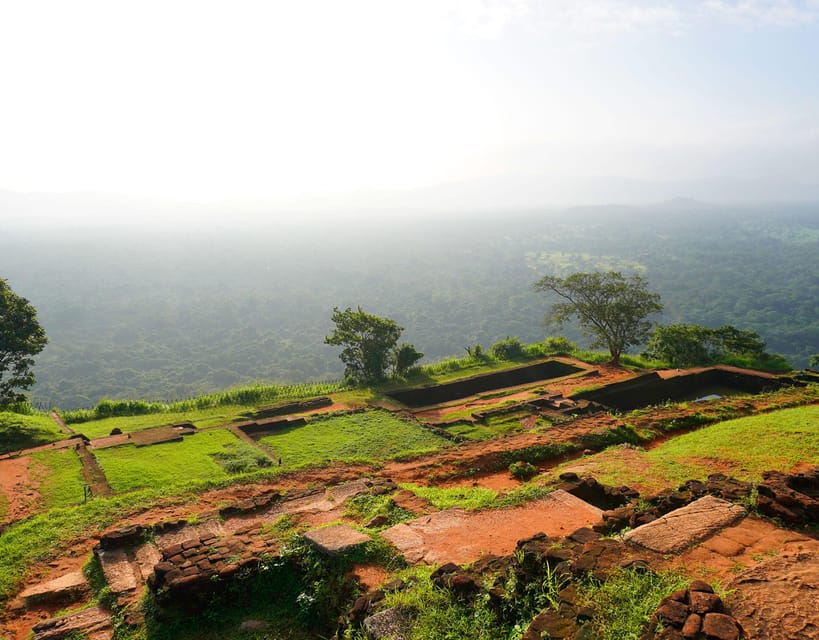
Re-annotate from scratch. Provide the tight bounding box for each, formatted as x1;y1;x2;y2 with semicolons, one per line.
490;336;525;360
508;460;538;480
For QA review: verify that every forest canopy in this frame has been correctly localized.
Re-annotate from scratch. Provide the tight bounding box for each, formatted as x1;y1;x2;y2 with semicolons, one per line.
1;203;816;409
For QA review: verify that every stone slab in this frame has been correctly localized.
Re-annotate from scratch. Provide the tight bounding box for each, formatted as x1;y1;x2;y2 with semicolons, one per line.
32;605;112;640
134;542;162;581
19;571;88;604
303;524;371;556
97;549;139;593
381;490;603;565
624;495;745;554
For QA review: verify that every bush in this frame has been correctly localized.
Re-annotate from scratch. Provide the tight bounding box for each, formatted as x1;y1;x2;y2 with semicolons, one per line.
527;336;577;357
508;460;538;480
490;337;525;360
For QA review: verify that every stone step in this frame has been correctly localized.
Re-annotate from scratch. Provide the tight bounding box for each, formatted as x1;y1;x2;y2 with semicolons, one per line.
32;605;112;640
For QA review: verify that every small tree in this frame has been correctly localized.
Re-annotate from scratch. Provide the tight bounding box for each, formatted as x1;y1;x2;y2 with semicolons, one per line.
811;354;819;368
325;307;419;384
393;343;424;378
1;279;48;408
533;271;662;365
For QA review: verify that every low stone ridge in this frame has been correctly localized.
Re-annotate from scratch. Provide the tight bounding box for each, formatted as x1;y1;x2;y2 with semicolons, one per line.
641;581;744;640
557;472;640;510
623;495;746;554
727;551;819;640
756;467;819;525
32;605;113;640
304;524;371;556
597;468;819;535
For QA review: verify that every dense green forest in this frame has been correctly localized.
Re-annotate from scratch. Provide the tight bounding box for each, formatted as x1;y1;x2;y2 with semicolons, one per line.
1;202;817;409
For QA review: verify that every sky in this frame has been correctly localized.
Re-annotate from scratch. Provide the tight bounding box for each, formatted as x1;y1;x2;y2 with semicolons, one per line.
1;0;818;204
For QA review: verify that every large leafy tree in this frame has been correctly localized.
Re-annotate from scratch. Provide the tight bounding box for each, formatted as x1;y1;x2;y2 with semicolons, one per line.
325;307;415;384
1;279;48;407
533;271;662;365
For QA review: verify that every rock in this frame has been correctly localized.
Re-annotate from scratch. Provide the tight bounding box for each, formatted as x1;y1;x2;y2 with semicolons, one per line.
656;598;689;627
99;524;145;550
702;613;740;640
365;514;390;528
239;619;267;631
681;613;702;638
32;605;112;640
362;607;410;640
688;580;714;594
523;608;579;640
689;590;722;614
623;495;746;554
303;525;371;556
19;571;89;605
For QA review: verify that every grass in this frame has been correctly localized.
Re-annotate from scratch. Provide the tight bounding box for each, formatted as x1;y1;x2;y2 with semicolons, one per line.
0;411;66;454
555;405;819;492
63;405;259;439
94;429;271;492
258;410;450;469
29;448;86;509
399;482;553;511
579;568;689;640
60;381;345;424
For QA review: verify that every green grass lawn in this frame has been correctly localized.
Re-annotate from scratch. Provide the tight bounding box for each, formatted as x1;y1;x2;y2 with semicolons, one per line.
555;405;819;492
69;405;257;439
0;411;66;455
94;429;270;492
259;410;450;469
29;448;86;509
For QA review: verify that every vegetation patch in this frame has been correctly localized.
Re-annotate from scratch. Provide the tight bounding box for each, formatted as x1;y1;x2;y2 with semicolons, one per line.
344;493;415;528
259;410;449;469
94;429;267;492
0;411;65;454
29;448;86;509
579;568;689;640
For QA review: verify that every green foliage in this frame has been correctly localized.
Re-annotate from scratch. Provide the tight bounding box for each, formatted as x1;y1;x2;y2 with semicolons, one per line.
60;381;343;424
325;306;404;385
0;278;48;408
811;354;819;368
29;448;86;508
489;336;526;360
0;410;65;454
644;323;791;370
399;484;499;511
259;410;449;469
533;271;663;365
211;443;272;474
94;430;267;492
579;568;689;640
526;335;577;357
508;460;538;480
345;493;414;528
394;343;425;377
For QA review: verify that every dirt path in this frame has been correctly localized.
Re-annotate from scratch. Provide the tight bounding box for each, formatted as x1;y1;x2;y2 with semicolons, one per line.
49;412;73;435
0;457;39;524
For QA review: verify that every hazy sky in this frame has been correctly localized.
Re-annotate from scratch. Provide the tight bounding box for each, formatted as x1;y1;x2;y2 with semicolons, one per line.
1;0;818;202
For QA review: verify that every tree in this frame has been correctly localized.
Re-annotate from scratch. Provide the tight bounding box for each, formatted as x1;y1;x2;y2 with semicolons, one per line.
325;307;416;384
533;271;662;365
810;354;819;368
393;343;424;378
644;323;770;368
1;279;48;408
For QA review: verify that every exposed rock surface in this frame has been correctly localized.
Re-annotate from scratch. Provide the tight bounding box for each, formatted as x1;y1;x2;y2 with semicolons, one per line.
624;496;746;554
32;605;112;640
727;551;819;640
304;524;371;556
18;570;88;605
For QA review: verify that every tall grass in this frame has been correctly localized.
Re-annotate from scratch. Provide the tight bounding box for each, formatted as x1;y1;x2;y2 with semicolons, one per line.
61;381;344;424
